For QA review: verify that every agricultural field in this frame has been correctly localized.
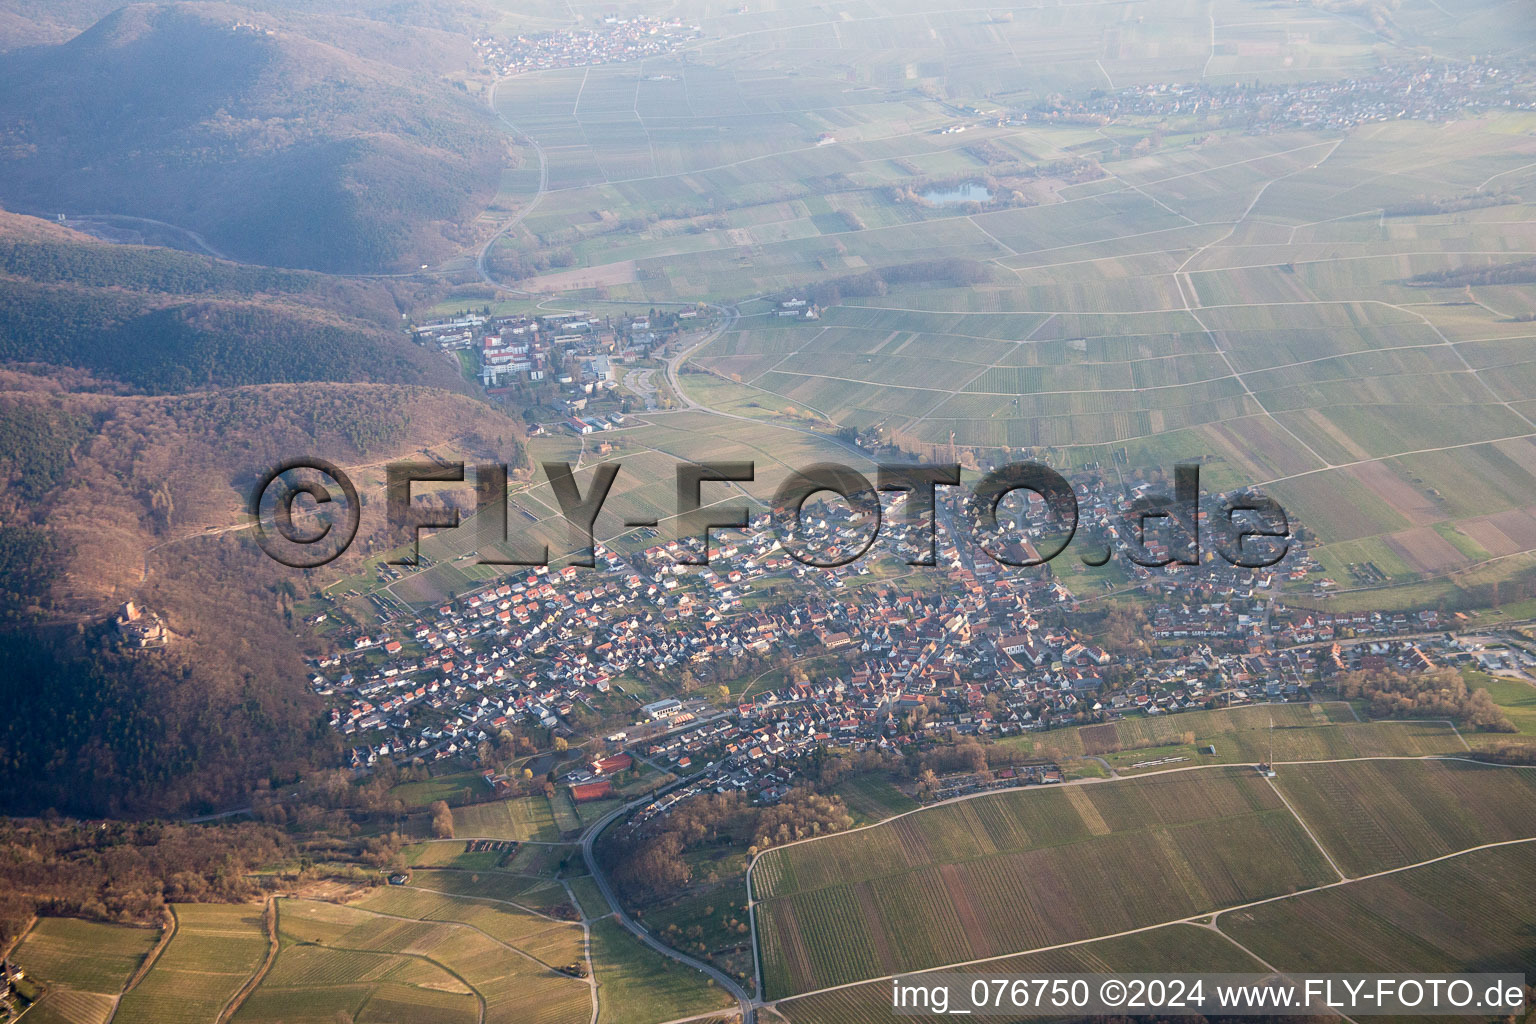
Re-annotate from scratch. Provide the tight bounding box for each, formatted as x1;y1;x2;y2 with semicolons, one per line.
751;767;1335;996
11;917;161;1024
772;840;1536;1023
402;867;573;916
589;917;737;1024
551;106;1536;598
1219;841;1536;974
833;773;919;824
351;884;585;970
234;902;480;1024
388;771;492;808
403;840;516;871
1272;758;1536;876
567;873;614;919
996;700;1465;770
773;922;1264;1024
114;904;270;1024
247;897;592;1024
452;794;562;841
752;754;1536;1001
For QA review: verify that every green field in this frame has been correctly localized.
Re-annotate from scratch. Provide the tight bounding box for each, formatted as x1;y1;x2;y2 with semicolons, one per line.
1273;758;1536;875
775;922;1264;1024
997;701;1464;770
1220;842;1536;974
775;840;1536;1023
235;901;481;1024
452;794;563;841
1467;670;1536;737
352;883;584;969
567;873;614;920
752;767;1335;996
833;774;920;824
404;866;567;908
754;755;1536;999
115;904;270;1024
12;917;162;1024
589;917;736;1024
389;771;493;808
255;897;592;1024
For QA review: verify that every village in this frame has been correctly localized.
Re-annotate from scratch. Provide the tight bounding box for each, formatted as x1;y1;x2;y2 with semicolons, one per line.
475;16;703;77
1026;57;1536;132
308;457;1524;824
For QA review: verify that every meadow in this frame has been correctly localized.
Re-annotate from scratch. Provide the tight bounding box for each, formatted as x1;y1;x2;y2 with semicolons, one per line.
589;917;736;1024
452;793;563;841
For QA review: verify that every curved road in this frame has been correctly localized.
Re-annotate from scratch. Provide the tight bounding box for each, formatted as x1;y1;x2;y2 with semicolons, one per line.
477;76;550;290
580;782;757;1024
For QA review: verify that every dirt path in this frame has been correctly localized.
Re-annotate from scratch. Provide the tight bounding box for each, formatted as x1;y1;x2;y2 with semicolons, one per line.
766;834;1536;1009
215;899;277;1024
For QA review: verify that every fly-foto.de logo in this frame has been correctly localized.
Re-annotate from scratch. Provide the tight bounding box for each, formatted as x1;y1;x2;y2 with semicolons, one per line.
250;459;1289;571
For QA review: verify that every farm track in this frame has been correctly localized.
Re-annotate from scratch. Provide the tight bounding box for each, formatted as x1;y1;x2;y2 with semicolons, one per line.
749;754;1536;1009
478;76;550;292
118;906;175;998
766;832;1536;1010
214;899;277;1024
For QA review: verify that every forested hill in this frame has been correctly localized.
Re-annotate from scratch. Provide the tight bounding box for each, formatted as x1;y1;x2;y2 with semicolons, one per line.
0;382;528;816
0;1;505;273
0;209;463;393
0;207;528;816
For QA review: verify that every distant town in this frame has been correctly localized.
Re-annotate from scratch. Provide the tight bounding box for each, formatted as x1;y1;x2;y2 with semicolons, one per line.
1024;58;1536;132
476;15;703;77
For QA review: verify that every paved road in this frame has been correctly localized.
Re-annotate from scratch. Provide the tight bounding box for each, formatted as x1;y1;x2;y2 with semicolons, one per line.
477;77;550;290
580;780;756;1024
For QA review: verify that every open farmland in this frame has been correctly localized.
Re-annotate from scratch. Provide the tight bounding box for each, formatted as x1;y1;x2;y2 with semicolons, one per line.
1219;841;1536;974
351;883;585;970
453;793;563;841
589;917;737;1024
1272;758;1536;875
996;701;1464;771
773;922;1264;1024
751;767;1335;996
531;103;1536;597
248;897;592;1024
11;918;161;1024
772;841;1536;1023
233;901;480;1024
114;904;269;1024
